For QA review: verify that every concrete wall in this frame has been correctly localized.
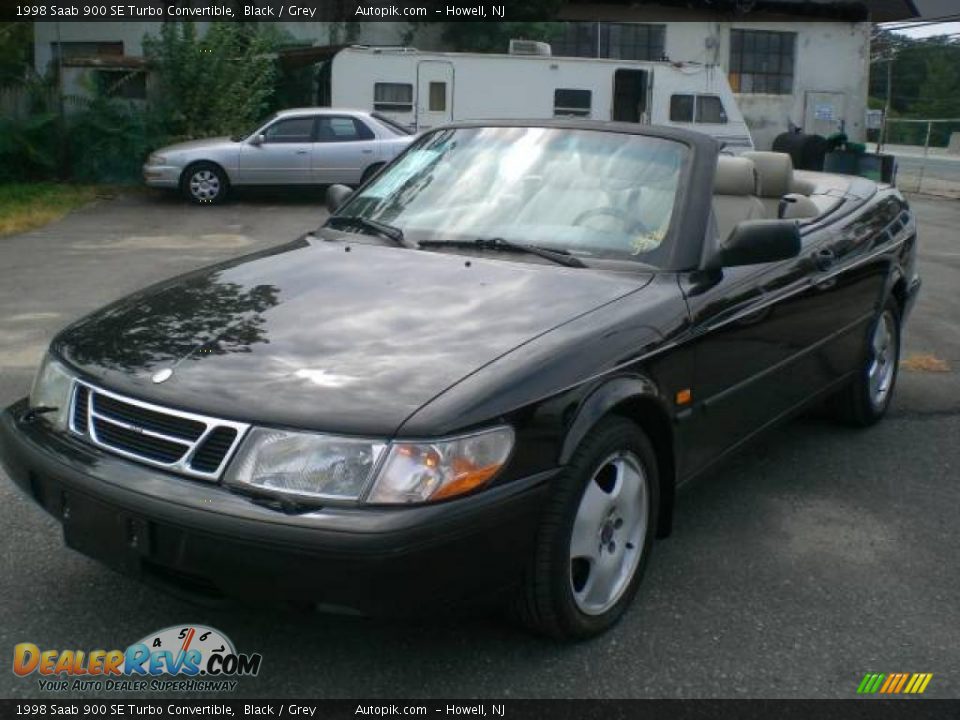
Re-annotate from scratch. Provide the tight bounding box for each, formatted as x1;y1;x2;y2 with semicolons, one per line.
34;19;870;148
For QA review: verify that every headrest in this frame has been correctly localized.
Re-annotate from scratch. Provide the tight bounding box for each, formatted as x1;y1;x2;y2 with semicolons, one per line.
714;156;758;196
743;151;794;198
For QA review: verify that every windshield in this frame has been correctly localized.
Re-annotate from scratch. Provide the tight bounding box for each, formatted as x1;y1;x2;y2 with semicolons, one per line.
336;126;689;265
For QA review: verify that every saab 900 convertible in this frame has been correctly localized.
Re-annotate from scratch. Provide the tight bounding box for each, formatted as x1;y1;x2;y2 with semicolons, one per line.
1;121;920;639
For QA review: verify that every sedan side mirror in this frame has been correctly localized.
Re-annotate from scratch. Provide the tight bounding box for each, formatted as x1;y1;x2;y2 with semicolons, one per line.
712;219;801;269
326;184;353;213
250;134;265;146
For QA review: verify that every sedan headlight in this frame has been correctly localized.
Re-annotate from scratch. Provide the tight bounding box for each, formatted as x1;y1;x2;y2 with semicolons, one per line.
366;427;514;504
148;153;167;165
227;428;386;501
227;425;514;504
29;354;75;431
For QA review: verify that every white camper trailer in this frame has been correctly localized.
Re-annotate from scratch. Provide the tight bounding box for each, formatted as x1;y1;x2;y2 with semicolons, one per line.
326;45;754;152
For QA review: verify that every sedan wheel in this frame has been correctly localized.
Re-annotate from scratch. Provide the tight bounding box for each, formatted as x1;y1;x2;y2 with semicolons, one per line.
513;416;658;640
867;310;897;411
182;163;228;205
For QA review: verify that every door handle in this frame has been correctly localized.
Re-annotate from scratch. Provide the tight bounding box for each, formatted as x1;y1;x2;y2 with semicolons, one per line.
362;149;373;154
295;149;308;155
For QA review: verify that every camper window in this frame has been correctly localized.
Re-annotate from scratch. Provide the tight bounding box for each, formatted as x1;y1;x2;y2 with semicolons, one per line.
670;95;728;125
554;89;592;118
374;83;414;113
429;82;447;112
669;95;695;123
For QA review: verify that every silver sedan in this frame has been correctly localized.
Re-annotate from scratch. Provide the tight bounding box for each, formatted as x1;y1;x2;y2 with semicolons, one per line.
143;108;414;204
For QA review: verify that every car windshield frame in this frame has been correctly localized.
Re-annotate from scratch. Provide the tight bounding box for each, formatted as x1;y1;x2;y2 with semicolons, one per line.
330;123;699;270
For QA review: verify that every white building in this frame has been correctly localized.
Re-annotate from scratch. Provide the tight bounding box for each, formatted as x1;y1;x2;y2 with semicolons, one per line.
32;0;918;149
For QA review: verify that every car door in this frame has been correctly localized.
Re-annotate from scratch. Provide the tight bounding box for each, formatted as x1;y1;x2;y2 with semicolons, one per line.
311;116;378;185
238;116;315;184
676;226;838;478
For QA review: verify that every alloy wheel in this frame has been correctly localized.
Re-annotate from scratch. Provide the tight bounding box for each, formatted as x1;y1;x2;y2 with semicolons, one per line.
569;451;648;616
867;309;897;410
189;170;221;202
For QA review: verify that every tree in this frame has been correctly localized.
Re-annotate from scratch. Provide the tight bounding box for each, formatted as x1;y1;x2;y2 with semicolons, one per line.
0;22;33;87
143;22;281;139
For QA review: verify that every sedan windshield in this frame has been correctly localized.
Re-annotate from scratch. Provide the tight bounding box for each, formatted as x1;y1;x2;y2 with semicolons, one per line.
337;126;689;265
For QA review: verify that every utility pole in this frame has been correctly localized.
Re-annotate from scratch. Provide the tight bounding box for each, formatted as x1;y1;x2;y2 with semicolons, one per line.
879;57;892;153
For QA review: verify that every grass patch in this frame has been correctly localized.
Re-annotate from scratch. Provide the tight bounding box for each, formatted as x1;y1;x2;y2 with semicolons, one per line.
0;183;107;237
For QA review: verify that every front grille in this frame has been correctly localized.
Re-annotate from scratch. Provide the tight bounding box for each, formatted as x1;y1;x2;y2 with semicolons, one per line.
190;427;238;473
72;385;89;434
69;382;248;480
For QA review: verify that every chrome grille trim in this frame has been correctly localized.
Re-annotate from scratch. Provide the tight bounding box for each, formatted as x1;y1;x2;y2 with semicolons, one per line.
68;380;250;481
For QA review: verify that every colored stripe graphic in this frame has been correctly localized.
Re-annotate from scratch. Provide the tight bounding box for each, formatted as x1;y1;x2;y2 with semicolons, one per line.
857;673;932;694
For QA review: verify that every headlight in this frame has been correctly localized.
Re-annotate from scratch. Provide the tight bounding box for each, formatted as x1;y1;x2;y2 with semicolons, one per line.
29;354;74;430
148;153;167;165
366;426;514;504
226;428;386;501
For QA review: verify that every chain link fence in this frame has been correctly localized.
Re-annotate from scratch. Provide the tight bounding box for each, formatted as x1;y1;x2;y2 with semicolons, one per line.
874;118;960;197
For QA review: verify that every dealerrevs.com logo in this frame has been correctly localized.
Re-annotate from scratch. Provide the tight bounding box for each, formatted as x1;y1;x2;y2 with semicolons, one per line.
13;625;262;692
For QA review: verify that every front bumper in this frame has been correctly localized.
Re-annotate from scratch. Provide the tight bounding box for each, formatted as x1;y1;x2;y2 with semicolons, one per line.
0;399;553;615
142;164;181;189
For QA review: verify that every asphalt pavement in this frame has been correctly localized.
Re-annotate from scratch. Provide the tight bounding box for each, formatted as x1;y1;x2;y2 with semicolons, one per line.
0;189;957;699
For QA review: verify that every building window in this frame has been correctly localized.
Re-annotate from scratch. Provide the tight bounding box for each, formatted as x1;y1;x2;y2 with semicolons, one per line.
428;82;447;112
554;89;591;117
374;83;413;113
552;23;665;61
729;29;795;95
51;41;123;61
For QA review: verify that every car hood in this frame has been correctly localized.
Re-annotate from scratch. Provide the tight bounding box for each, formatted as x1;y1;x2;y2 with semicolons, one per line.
158;137;235;155
54;239;653;436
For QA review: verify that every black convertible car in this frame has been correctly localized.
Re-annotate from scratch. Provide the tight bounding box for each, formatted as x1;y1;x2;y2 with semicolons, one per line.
0;121;920;639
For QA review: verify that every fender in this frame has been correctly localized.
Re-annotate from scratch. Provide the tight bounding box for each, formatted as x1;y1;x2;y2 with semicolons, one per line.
559;373;676;537
559;374;665;465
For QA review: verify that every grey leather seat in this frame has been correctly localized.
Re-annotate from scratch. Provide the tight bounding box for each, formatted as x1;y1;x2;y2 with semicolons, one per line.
743;151;820;220
713;156;765;242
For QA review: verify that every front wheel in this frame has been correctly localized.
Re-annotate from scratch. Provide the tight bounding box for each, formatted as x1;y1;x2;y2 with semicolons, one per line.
834;300;901;426
512;417;658;640
181;162;229;205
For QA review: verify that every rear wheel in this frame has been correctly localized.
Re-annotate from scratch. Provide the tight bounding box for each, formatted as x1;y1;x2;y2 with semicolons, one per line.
512;417;658;640
834;299;901;426
181;162;228;205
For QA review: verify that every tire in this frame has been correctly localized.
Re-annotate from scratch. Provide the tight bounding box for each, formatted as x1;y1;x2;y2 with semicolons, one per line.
834;299;901;427
181;162;229;205
512;416;659;640
360;163;384;186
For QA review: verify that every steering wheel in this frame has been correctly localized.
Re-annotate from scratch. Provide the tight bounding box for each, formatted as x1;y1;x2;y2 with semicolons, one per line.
573;207;651;235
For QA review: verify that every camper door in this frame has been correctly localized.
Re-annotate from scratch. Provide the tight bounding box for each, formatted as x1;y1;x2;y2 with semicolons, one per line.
417;61;454;131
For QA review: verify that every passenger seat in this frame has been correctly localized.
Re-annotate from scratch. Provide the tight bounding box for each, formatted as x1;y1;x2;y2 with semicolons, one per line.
743;151;820;220
713;156;765;242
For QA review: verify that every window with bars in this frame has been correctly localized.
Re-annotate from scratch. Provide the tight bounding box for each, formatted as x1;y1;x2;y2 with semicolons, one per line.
552;23;665;62
728;29;795;95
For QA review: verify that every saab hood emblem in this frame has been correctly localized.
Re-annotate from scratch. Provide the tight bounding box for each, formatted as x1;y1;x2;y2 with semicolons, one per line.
152;368;174;384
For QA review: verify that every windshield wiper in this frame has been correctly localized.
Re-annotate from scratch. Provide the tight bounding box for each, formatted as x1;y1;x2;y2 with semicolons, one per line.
325;216;418;249
419;237;586;268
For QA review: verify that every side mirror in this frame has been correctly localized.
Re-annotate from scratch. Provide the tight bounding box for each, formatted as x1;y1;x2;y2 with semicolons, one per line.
711;219;801;269
250;134;265;146
326;184;353;213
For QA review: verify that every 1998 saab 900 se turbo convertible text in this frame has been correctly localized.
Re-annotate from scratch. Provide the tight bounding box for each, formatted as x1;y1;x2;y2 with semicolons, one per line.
1;121;920;639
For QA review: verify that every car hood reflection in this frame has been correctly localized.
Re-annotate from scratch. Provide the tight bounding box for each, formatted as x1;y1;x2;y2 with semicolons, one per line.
55;240;652;436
